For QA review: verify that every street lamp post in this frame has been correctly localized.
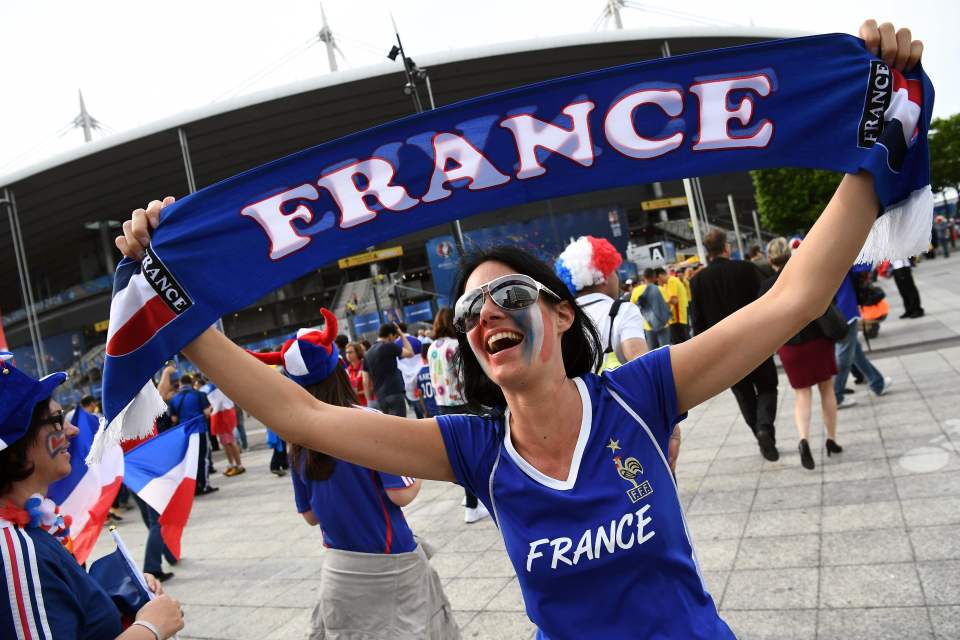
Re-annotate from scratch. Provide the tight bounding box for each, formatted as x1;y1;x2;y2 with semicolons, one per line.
388;24;466;255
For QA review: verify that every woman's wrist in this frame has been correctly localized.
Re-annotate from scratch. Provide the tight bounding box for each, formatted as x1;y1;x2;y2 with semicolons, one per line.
133;620;162;640
119;621;161;640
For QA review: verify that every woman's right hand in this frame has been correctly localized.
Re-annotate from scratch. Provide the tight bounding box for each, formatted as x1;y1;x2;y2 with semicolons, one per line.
135;594;184;639
116;197;175;260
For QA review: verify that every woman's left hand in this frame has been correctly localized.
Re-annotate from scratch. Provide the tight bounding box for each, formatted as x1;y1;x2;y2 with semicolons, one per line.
143;572;164;596
858;19;923;72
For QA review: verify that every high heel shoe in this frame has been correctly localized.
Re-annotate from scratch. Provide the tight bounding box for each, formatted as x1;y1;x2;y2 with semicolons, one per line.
825;439;843;456
798;439;815;470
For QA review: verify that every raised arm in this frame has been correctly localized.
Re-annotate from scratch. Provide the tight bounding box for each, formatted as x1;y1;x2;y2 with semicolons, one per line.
183;328;454;481
670;20;921;414
396;326;414;358
671;173;875;412
117;200;455;483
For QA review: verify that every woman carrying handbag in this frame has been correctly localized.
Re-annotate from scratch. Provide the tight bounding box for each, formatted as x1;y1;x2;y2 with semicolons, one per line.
760;238;844;470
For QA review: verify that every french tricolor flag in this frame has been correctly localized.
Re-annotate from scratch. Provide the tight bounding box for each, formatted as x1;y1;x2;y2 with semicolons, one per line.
124;416;203;561
46;407;124;565
204;383;237;438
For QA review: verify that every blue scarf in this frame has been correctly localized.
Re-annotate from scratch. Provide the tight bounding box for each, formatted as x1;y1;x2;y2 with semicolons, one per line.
92;33;934;448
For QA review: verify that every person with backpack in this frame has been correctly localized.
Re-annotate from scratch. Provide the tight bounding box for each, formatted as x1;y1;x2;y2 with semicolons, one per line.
631;268;672;349
555;236;648;372
690;229;780;461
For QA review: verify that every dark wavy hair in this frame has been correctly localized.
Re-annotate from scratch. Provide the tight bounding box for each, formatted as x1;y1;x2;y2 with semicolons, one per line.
452;246;602;408
289;364;358;482
0;399;52;496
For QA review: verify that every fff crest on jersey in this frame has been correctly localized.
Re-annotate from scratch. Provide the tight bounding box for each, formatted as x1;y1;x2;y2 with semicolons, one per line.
607;438;653;504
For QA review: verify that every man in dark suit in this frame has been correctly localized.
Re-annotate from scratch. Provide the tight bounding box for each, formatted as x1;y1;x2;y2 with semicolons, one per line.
690;229;780;461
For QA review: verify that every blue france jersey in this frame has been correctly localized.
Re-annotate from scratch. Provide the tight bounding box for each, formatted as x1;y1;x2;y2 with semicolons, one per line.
416;364;439;417
1;523;122;640
292;458;418;554
437;347;732;639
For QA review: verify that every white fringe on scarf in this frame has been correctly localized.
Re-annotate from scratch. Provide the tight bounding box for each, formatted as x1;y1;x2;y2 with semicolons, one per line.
856;185;933;265
86;382;167;464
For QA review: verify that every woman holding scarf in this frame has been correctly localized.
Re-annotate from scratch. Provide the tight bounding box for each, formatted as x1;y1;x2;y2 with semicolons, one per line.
246;311;459;640
0;353;184;640
117;21;921;639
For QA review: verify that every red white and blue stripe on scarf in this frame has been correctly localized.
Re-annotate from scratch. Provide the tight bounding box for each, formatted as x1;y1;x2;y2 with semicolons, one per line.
91;33;934;451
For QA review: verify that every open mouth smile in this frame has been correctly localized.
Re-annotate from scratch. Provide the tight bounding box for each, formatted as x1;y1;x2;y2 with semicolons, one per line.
485;330;525;355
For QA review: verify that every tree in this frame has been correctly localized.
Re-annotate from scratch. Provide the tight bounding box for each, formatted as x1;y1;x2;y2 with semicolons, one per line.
929;113;960;197
750;168;842;235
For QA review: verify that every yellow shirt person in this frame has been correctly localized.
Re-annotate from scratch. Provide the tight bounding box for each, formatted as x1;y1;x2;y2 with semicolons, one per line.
660;274;689;326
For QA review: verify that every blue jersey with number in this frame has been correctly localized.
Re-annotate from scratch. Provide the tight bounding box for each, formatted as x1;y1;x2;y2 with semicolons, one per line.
437;347;732;639
415;364;438;417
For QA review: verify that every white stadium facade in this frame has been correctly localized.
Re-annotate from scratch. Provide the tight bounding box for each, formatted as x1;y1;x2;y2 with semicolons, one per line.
0;26;802;391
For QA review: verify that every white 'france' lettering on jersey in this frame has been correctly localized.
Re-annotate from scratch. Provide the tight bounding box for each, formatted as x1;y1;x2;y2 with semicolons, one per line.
525;504;655;572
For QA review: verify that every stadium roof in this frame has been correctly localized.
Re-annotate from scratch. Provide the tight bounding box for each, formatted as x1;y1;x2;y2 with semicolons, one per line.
0;25;805;312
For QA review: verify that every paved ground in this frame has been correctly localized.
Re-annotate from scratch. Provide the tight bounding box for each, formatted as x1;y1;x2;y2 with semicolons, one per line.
90;258;960;639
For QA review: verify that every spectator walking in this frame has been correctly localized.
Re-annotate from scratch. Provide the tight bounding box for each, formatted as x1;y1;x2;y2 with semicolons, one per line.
416;343;439;418
335;334;350;363
555;236;647;371
933;215;950;258
833;269;893;408
234;402;249;451
395;322;426;418
657;267;690;343
891;258;924;318
207;385;245;477
631;268;672;349
748;245;775;278
362;323;414;417
760;238;842;470
345;342;368;406
168;374;218;495
690;229;780;461
267;429;289;477
429;308;489;524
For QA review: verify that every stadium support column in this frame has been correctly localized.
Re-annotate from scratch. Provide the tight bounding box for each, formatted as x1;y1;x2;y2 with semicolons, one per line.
726;194;745;258
752;209;763;247
177;128;198;194
682;179;706;264
177;128;224;333
1;188;47;375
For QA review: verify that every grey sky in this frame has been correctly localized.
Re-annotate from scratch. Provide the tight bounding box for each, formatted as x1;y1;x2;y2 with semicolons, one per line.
1;0;956;176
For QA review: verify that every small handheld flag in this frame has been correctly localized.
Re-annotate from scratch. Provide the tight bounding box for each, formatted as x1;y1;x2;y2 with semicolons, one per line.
124;416;204;561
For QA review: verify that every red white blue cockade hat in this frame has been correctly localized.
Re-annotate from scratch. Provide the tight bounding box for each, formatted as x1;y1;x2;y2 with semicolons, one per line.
555;235;623;295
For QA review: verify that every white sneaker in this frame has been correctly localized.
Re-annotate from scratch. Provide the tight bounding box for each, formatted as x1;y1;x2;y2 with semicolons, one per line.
464;503;490;524
874;376;893;397
838;396;858;409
